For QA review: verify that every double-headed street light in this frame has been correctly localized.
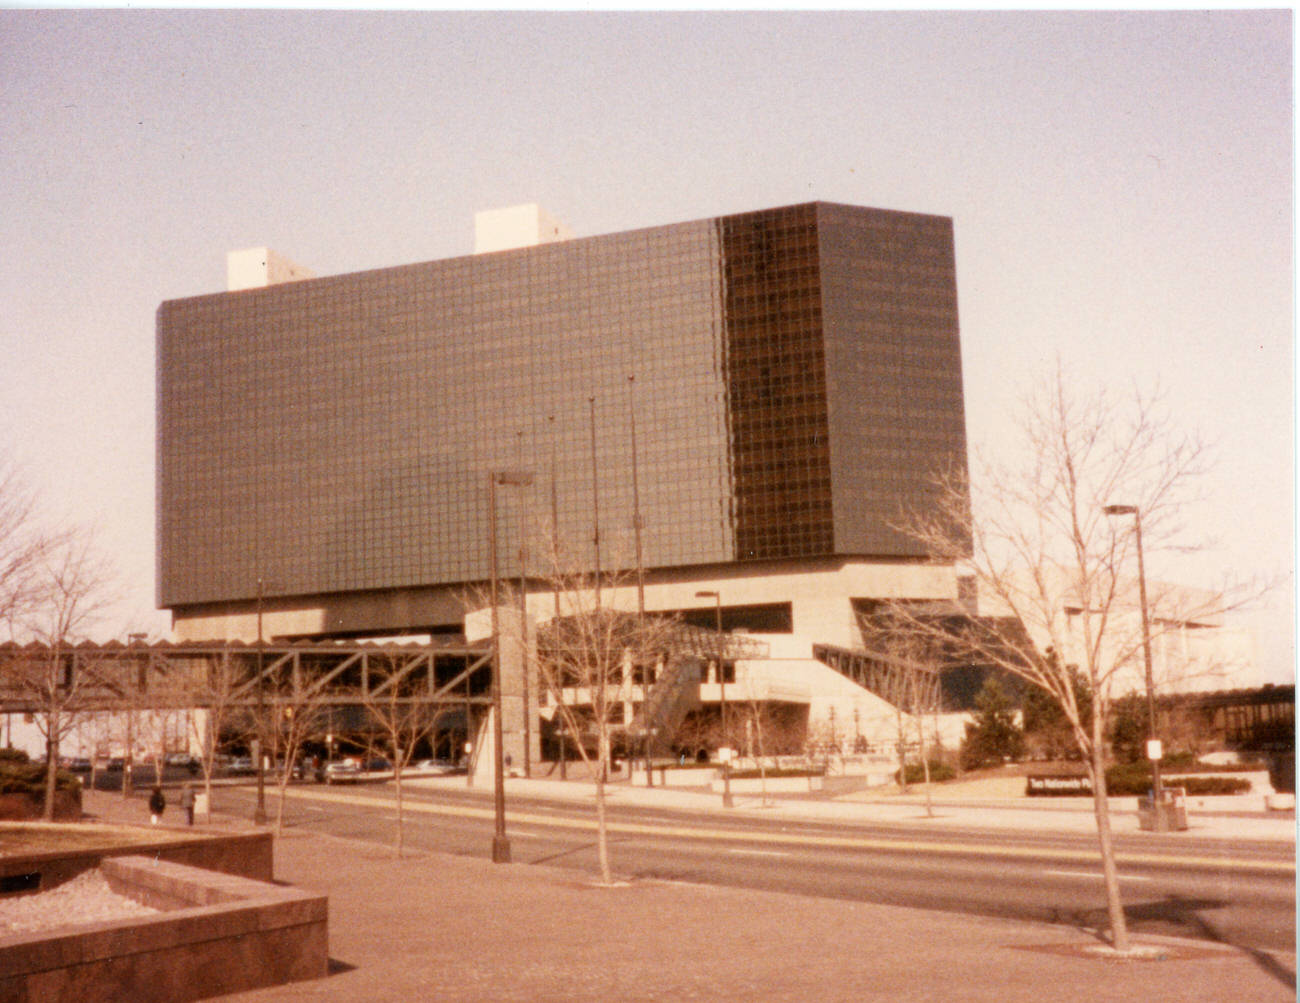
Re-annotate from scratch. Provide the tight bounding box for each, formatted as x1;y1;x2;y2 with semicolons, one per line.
695;590;733;808
489;469;534;863
1104;504;1164;814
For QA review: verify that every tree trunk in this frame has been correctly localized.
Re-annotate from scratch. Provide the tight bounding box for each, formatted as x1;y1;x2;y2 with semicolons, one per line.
1089;738;1130;952
394;761;405;858
43;720;58;822
918;712;933;818
895;709;909;794
595;732;612;884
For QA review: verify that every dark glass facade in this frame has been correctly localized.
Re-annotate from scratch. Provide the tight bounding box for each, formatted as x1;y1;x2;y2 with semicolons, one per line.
157;202;968;610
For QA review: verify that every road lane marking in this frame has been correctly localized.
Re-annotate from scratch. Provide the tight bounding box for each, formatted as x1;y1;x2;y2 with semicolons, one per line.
264;786;1295;876
727;848;791;858
1044;869;1154;882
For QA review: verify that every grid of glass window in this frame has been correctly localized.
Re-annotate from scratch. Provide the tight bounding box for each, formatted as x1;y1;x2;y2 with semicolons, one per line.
816;203;970;557
718;205;833;560
157;202;969;609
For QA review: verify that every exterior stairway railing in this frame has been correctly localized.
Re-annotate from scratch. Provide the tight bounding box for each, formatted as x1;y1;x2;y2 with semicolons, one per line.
628;657;703;757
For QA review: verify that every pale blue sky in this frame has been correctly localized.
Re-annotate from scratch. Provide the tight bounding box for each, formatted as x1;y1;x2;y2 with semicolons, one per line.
0;10;1292;681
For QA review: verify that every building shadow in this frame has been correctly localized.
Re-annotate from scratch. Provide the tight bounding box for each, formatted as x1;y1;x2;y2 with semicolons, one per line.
1122;895;1296;991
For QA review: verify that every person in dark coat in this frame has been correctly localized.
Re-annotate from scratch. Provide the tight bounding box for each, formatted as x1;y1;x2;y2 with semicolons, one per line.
148;786;166;825
180;783;195;825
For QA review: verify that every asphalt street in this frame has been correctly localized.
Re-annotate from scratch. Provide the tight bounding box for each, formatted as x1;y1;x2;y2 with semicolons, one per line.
210;780;1296;955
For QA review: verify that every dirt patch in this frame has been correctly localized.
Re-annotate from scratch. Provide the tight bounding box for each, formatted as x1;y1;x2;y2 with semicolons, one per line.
0;822;201;857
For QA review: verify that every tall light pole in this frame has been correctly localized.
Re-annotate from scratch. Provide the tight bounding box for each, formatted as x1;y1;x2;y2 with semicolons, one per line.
489;469;533;863
1104;504;1164;817
254;577;268;826
695;590;732;808
588;397;602;608
548;415;567;780
628;375;651;786
516;430;531;779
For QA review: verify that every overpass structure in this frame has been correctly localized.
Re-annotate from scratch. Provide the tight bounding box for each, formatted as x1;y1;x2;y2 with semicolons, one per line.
0;623;769;768
0;639;493;762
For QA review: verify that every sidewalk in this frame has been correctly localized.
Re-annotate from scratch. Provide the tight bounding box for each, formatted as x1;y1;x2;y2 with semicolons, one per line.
80;789;1295;1002
442;771;1299;844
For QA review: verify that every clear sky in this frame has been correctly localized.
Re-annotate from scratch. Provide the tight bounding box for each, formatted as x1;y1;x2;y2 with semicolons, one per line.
0;10;1292;683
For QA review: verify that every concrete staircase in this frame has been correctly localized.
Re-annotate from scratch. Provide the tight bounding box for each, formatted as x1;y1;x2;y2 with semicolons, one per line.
629;658;703;756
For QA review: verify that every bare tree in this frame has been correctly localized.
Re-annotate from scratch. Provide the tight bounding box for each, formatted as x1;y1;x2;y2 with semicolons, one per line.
859;621;944;815
361;649;452;857
6;532;117;818
0;458;59;629
732;674;798;807
534;536;693;885
891;372;1245;953
184;651;247;815
255;656;331;835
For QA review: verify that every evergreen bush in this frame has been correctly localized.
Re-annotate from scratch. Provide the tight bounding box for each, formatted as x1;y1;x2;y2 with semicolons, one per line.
897;760;956;785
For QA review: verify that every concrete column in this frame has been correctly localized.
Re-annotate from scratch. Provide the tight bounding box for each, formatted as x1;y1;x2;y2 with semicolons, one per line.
495;607;539;775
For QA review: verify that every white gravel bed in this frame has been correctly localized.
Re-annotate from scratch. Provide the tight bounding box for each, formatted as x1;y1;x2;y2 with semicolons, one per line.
0;868;158;936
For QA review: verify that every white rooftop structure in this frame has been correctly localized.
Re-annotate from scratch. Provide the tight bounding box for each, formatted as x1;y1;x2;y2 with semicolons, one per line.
227;247;315;292
474;203;574;254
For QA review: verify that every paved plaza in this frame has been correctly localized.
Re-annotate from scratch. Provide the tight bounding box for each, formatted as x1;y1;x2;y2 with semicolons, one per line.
77;778;1295;1002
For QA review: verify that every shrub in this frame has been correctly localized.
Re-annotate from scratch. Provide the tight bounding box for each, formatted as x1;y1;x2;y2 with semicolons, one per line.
897;760;956;785
0;760;80;796
960;677;1023;770
0;747;31;764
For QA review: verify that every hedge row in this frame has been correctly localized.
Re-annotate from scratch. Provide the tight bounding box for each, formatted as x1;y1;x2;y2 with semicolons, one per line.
1029;766;1253;797
897;761;957;785
728;767;826;780
1106;770;1252;797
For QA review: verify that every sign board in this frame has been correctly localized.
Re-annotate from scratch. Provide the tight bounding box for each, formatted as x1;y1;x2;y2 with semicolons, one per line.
1026;775;1092;797
1146;739;1163;762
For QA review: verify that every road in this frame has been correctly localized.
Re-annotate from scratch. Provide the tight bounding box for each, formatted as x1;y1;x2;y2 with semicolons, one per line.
211;780;1296;956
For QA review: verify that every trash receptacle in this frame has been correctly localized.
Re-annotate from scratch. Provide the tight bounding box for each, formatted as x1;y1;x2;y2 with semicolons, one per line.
1138;786;1188;832
1163;786;1189;830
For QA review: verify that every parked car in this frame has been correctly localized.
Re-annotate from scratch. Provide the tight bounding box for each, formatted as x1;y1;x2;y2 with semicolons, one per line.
413;759;461;775
226;756;256;776
324;760;361;784
363;757;392;775
165;753;200;774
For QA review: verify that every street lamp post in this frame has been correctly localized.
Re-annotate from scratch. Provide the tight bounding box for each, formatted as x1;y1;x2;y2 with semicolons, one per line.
628;375;651;787
123;633;147;800
695;590;733;808
1104;504;1164;824
489;469;533;863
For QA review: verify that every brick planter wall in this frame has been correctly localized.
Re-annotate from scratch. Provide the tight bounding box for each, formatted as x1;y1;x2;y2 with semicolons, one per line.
0;855;327;1003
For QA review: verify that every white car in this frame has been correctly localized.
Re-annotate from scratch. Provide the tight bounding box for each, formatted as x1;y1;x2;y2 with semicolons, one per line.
323;760;362;784
413;759;461;775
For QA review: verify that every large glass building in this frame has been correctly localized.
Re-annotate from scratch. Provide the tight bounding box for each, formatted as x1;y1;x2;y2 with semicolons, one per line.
158;202;968;646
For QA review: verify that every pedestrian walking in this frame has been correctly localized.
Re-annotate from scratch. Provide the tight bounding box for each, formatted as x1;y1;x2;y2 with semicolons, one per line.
180;783;195;826
148;785;166;825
